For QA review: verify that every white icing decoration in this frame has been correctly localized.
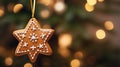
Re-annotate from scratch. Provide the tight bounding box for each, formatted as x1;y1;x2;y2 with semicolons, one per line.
37;49;40;51
40;33;46;39
41;30;52;43
31;35;36;39
32;27;36;31
27;50;30;52
23;42;28;47
32;57;34;59
21;33;26;38
29;33;38;42
30;45;36;50
38;44;43;48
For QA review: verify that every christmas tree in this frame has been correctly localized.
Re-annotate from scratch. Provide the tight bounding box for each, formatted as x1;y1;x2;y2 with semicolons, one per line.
0;0;120;67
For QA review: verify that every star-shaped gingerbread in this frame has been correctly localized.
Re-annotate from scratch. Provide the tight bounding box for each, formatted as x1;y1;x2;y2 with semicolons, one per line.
13;18;54;63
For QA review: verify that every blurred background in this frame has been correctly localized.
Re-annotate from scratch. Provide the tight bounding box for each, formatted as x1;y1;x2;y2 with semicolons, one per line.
0;0;120;67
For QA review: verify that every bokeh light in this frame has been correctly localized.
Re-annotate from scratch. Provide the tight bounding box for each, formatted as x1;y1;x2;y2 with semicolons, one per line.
13;3;23;13
58;33;72;48
98;0;104;2
70;59;81;67
0;9;4;17
24;63;33;67
38;0;54;6
104;21;114;30
87;0;97;6
58;48;70;58
7;3;15;12
5;57;13;66
54;1;66;14
96;29;106;39
0;46;5;55
74;51;83;59
0;6;4;17
85;3;94;12
43;24;51;29
39;9;51;19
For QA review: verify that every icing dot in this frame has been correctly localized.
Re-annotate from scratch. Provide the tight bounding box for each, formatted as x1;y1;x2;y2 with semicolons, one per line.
32;57;34;59
27;50;30;52
31;27;36;31
37;49;40;51
43;51;45;53
21;33;26;38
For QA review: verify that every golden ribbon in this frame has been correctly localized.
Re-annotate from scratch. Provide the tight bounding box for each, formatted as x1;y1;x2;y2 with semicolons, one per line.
30;0;36;17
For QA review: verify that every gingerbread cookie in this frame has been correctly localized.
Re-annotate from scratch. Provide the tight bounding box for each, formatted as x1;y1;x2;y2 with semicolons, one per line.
13;18;54;63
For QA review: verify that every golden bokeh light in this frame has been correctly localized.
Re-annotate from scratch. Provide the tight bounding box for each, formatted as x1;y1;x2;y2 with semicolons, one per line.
70;59;81;67
24;63;33;67
43;24;51;29
0;9;4;17
5;57;13;66
38;0;54;6
87;0;97;6
58;33;72;48
98;0;104;2
74;51;83;59
96;29;106;39
0;46;5;55
85;3;94;12
40;9;51;19
104;21;114;30
8;3;15;12
58;48;70;58
54;1;66;14
13;3;23;13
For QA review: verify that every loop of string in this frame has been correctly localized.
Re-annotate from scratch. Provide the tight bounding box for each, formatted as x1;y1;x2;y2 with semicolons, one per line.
30;0;36;17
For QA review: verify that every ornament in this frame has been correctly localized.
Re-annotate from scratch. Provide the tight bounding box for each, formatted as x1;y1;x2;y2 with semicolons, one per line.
13;0;54;63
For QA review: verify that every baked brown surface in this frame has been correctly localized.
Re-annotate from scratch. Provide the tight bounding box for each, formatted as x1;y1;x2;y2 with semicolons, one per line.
13;18;54;63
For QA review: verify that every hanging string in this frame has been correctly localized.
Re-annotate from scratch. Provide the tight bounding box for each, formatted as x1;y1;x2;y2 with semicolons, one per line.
30;0;36;17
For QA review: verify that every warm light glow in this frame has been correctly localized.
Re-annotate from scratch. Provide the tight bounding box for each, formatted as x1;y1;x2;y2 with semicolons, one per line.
0;46;5;54
70;59;81;67
8;3;15;12
74;51;83;59
85;3;94;12
96;29;106;39
87;0;97;6
38;0;54;6
58;48;70;58
43;24;51;29
104;21;114;30
40;9;51;19
13;3;23;13
54;1;66;14
24;63;33;67
59;33;72;48
5;57;13;66
98;0;104;2
0;9;4;17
